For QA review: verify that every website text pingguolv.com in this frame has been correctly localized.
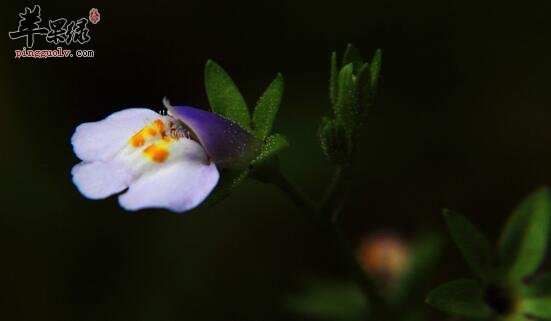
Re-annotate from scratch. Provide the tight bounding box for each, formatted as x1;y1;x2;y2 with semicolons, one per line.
14;47;94;58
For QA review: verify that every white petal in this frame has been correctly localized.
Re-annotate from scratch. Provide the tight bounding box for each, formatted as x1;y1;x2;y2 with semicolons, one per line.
71;108;160;162
71;161;133;199
118;139;219;213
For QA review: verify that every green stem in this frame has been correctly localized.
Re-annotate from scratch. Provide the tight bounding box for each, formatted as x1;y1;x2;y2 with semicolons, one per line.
321;165;348;221
267;170;318;215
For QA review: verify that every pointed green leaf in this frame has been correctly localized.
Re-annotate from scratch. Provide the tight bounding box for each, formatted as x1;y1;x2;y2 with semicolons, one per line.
444;210;494;281
204;60;251;130
498;188;551;282
342;44;363;73
251;133;289;166
335;63;358;139
357;63;372;119
370;49;382;93
329;52;338;107
426;279;493;319
252;73;284;139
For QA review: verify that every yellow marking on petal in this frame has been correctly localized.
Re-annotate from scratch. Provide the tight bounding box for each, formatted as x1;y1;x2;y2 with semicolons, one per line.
147;128;157;136
129;118;167;148
130;130;146;147
143;142;170;163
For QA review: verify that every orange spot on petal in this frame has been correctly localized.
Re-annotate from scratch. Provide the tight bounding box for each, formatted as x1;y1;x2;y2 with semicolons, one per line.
147;128;157;136
143;143;169;163
130;131;145;147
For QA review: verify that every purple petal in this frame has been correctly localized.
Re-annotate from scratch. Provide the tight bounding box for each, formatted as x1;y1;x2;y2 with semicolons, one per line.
167;105;259;168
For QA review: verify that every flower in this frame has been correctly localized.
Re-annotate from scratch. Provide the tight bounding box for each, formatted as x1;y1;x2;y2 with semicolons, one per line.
71;100;257;213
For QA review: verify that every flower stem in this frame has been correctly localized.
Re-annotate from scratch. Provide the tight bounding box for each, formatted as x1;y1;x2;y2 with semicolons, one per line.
321;165;348;221
266;169;318;215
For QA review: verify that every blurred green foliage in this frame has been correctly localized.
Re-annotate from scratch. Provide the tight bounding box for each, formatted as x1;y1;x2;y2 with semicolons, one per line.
285;279;369;321
427;188;551;321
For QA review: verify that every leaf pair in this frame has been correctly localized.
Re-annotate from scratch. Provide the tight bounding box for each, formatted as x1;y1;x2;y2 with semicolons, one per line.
205;60;285;141
427;188;551;320
203;60;290;202
321;44;382;166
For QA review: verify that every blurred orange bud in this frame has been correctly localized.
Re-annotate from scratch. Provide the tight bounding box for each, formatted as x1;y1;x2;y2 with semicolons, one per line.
356;233;410;286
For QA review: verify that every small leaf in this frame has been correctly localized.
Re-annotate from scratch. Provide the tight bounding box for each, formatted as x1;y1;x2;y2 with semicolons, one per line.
444;210;494;281
370;49;382;93
498;188;551;282
342;44;363;73
505;314;532;321
426;279;493;319
251;133;289;166
285;279;368;321
390;233;444;303
253;73;284;139
204;60;251;130
521;297;551;320
334;63;358;139
319;117;336;160
329;52;338;107
523;273;551;298
357;63;372;119
318;117;347;165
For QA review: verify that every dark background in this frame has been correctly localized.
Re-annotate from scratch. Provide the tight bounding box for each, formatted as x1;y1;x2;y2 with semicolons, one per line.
1;1;551;320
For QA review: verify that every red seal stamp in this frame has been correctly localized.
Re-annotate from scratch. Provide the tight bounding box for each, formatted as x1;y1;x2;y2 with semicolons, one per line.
89;8;100;24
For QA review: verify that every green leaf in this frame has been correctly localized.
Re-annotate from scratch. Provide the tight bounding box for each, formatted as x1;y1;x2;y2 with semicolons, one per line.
426;279;493;319
357;63;372;119
329;52;338;107
204;60;251;130
252;73;284;139
318;117;347;165
334;63;358;139
342;44;363;73
370;49;382;93
505;314;531;321
444;210;494;281
251;133;289;166
523;273;551;298
390;233;444;303
521;297;551;319
285;279;368;321
319;117;335;161
498;188;551;282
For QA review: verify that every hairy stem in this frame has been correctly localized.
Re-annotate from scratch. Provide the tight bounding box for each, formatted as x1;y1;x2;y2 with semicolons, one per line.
267;170;318;215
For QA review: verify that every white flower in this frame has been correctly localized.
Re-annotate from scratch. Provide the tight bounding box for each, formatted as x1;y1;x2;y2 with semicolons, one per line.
71;108;219;213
